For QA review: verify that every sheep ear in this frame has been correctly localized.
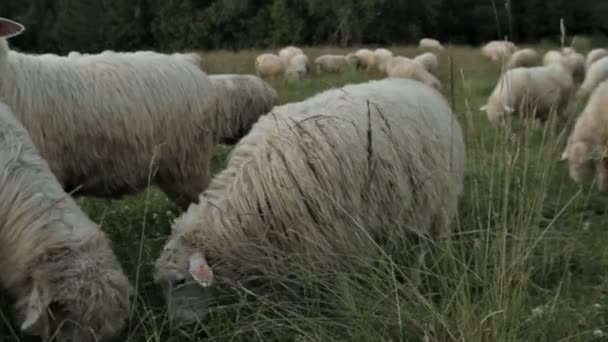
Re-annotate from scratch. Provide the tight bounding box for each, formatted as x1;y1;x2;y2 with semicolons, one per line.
189;253;214;288
0;18;25;39
20;282;50;334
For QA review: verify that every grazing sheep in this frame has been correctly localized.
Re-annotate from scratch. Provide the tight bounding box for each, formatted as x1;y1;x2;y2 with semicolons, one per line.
413;52;440;77
586;48;608;68
354;48;376;71
0;18;220;210
255;53;286;78
154;78;465;324
506;48;539;69
481;40;516;63
578;56;608;98
480;63;573;125
543;50;564;66
209;74;279;144
563;52;586;83
278;46;303;64
285;53;309;81
562;46;576;56
0;99;132;342
314;54;348;74
386;56;442;90
561;81;608;191
373;48;394;73
419;38;444;51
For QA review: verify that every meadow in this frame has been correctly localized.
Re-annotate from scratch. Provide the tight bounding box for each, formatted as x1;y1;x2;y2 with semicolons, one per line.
2;44;608;341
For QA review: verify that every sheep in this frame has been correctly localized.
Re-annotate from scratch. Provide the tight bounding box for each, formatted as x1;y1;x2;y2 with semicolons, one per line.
561;80;608;192
74;49;205;70
480;63;573;125
314;54;348;74
586;48;608;68
481;40;516;63
419;38;444;51
285;53;309;81
506;48;539;69
66;51;81;58
386;56;442;90
154;78;465;325
578;56;608;98
0;100;132;342
373;48;394;73
209;74;279;144
543;50;564;66
563;52;586;83
562;46;576;56
0;18;220;210
413;52;440;77
354;48;375;71
255;53;286;78
278;46;303;64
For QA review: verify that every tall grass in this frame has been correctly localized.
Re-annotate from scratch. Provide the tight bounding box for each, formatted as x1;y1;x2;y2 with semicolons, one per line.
2;45;608;342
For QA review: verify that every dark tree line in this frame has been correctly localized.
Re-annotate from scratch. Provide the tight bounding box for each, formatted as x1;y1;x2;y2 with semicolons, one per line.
2;0;607;54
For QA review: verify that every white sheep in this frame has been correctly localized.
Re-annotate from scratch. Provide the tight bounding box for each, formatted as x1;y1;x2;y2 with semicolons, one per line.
564;52;586;83
506;48;539;69
255;53;286;78
386;56;442;90
66;51;81;58
209;74;279;144
578;56;608;98
413;52;440;77
586;48;608;68
373;48;394;73
285;53;309;81
354;48;376;71
480;63;573;125
0;99;132;341
561;80;608;191
419;38;444;51
314;54;348;74
542;50;564;66
481;40;516;63
562;46;576;56
0;18;220;210
278;46;303;64
154;78;465;324
72;49;205;70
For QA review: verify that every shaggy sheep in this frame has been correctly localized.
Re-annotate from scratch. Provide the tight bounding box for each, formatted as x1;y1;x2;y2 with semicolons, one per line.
285;53;309;81
386;56;442;90
373;48;394;73
481;40;516;63
278;46;303;63
74;49;205;70
561;81;608;191
586;48;608;68
0;18;220;210
154;78;465;324
578;56;608;98
543;50;564;66
506;48;539;69
314;54;348;74
413;52;440;77
480;63;573;125
0;100;132;341
419;38;444;51
354;48;376;71
255;53;286;78
209;74;279;144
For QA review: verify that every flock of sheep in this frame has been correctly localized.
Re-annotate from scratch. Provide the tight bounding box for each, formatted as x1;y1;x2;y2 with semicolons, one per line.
0;12;607;342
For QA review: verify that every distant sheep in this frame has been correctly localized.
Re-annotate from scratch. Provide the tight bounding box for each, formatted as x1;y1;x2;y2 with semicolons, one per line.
278;46;303;64
506;48;539;69
481;40;516;63
354;49;375;71
543;50;563;66
563;52;586;83
285;53;309;81
586;48;608;68
562;46;576;56
413;52;440;77
154;78;465;325
577;56;608;99
209;74;279;144
419;38;444;51
0;18;220;210
0;100;132;342
67;51;81;58
480;64;573;125
561;81;608;191
386;56;442;90
314;54;348;74
255;53;286;79
373;48;394;73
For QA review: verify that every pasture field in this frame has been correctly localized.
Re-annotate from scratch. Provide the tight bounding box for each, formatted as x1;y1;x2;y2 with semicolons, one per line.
2;45;608;341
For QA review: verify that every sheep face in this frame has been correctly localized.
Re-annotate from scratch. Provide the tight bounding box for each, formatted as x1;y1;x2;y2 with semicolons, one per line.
563;142;595;183
154;237;214;325
15;238;132;342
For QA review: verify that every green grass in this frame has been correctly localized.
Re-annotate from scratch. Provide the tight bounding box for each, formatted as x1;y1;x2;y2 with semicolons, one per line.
3;45;608;341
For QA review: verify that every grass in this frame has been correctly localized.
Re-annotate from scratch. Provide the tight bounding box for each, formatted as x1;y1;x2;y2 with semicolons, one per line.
3;44;608;341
